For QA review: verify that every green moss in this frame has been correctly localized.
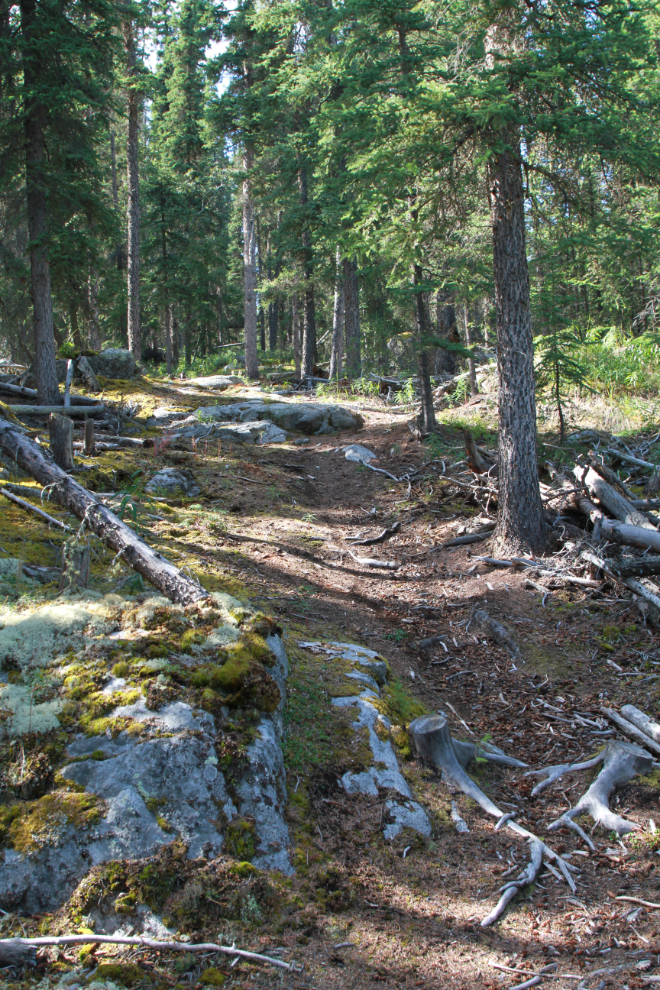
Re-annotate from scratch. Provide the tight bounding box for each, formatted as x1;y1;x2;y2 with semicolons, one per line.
94;963;144;986
224;818;256;860
181;629;205;653
0;803;21;845
229;861;259;879
114;891;137;914
200;968;226;986
9;791;102;853
376;678;429;725
213;650;250;691
391;725;413;759
112;661;130;677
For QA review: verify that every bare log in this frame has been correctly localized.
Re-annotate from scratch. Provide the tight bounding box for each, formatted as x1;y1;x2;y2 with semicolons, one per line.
1;488;72;531
547;740;652;836
63;359;74;407
620;705;660;745
76;355;100;392
0;935;292;972
49;413;74;470
583;552;660;580
607;449;656;471
10;404;106;417
344;547;399;570
602;708;660;757
0;418;208;605
347;521;400;546
575;465;656;529
0;382;99;405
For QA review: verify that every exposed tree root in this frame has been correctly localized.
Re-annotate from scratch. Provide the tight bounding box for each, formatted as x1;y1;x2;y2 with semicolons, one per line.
547;740;653;837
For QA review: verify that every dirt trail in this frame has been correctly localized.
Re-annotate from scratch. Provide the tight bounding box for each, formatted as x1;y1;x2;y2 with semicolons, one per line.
3;386;660;988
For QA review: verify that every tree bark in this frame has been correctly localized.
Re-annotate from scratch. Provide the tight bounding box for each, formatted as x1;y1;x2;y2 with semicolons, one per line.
329;246;344;379
19;0;59;405
436;293;458;376
297;167;316;380
413;263;435;433
49;414;75;471
292;295;301;378
0;419;209;605
242;143;259;379
343;257;361;379
87;271;102;350
123;17;141;361
164;305;172;375
489;129;545;553
464;304;478;396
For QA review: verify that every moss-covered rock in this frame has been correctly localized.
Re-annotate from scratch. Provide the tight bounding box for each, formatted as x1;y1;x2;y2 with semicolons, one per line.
224;817;257;860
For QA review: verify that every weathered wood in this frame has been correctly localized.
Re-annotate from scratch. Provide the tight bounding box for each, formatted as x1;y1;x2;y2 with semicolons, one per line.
0;381;101;404
0;418;208;605
575;465;656;529
60;543;90;591
601;708;660;758
1;487;72;531
11;404;106;417
0;938;37;967
63;359;74;407
0;935;291;971
84;417;94;455
77;355;100;392
583;552;660;579
49;413;74;470
621;705;660;745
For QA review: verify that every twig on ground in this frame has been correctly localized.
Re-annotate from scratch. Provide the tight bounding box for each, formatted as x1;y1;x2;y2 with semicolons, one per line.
1;488;72;531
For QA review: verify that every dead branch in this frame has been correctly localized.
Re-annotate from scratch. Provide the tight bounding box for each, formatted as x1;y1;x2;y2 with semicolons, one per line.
547;740;653;837
344;547;399;569
481;839;543;927
1;488;72;531
347;521;401;545
0;381;99;405
0;935;293;971
9;404;106;417
574;465;656;530
620;705;660;744
526;753;605;797
0;418;208;605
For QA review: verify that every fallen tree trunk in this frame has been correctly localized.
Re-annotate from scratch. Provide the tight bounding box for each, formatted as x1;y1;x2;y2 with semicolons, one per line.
575;465;656;530
10;404;106;417
0;418;208;605
621;705;660;745
0;381;100;405
601;707;660;758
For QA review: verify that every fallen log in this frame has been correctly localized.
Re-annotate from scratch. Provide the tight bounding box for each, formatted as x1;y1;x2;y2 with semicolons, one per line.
473;609;519;657
581;550;660;620
574;465;656;530
1;488;72;531
347;521;401;545
10;404;106;417
0;381;100;405
621;705;660;745
0;934;292;972
582;552;660;579
0;417;208;605
601;708;660;758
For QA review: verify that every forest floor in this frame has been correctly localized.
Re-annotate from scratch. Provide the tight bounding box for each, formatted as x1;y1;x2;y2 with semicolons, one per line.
3;378;660;989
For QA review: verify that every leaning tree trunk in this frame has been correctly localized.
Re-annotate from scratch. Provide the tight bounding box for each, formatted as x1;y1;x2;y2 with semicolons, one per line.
488;128;545;554
343;257;361;379
0;418;208;606
329;246;344;380
242;143;259;380
123;17;141;362
20;0;59;405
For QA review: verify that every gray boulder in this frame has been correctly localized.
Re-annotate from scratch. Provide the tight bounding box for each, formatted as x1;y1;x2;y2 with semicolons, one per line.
86;348;137;381
194;400;362;436
173;418;287;445
145;468;200;498
188;375;243;389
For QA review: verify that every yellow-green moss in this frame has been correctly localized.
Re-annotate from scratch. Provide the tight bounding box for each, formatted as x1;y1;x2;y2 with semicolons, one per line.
229;861;258;879
0;803;21;845
9;791;102;853
181;629;206;653
112;660;130;677
94;963;144;985
114;891;137;914
224;818;256;860
200;967;226;986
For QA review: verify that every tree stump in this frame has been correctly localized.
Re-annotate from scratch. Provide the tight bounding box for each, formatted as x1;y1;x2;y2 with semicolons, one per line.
49;414;74;470
77;355;101;392
60;543;90;592
84;416;94;455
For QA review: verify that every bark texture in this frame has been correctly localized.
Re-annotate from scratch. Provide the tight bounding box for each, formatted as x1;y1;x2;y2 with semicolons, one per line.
412;262;435;433
0;419;208;605
489;128;545;553
343;257;361;379
20;0;59;405
123;17;141;361
298;167;316;380
49;414;74;471
242;143;259;380
436;295;459;376
292;295;301;378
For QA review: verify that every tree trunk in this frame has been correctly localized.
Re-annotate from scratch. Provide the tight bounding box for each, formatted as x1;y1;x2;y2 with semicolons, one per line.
297;167;316;380
464;304;478;396
413;263;435;433
123;18;141;362
165;305;172;375
0;419;208;605
329;246;344;379
489;131;545;553
87;271;102;350
343;258;361;379
242;143;259;379
70;303;82;349
259;304;265;351
20;0;59;405
268;302;278;351
436;293;458;376
292;296;301;378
